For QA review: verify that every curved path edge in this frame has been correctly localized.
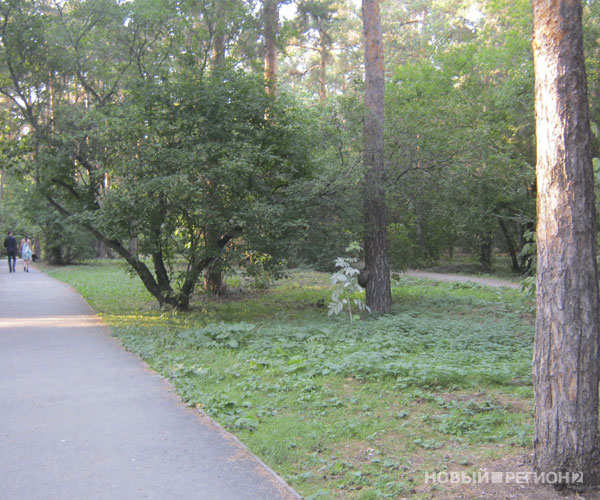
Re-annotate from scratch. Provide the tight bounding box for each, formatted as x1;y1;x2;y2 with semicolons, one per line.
0;264;301;500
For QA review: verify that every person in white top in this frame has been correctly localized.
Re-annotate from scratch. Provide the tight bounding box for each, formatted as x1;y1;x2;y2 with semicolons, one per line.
20;235;33;272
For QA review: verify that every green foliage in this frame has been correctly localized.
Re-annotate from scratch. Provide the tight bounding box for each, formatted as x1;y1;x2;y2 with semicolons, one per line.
0;168;96;264
39;215;97;265
0;0;319;308
518;229;536;273
520;276;536;301
285;98;364;271
178;322;256;349
99;65;314;254
328;256;370;323
382;0;535;270
387;223;419;271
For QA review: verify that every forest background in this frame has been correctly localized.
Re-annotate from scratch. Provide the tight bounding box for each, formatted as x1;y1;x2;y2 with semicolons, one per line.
2;0;594;290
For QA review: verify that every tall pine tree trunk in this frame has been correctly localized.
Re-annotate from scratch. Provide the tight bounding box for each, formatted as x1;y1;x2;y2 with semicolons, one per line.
263;0;279;96
211;4;225;67
318;29;327;102
362;0;391;313
532;0;600;487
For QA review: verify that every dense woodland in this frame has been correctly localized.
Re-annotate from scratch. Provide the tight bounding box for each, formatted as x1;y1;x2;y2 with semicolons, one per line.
0;0;598;304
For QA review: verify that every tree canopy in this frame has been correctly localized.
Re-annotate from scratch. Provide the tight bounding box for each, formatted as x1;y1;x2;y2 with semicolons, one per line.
1;0;600;311
0;0;316;309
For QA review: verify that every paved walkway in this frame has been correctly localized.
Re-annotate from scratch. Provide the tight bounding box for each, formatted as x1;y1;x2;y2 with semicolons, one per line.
403;270;520;289
0;262;300;500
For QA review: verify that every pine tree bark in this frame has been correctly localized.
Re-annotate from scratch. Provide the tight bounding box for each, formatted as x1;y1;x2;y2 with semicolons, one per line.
532;0;600;487
362;0;391;313
263;0;279;96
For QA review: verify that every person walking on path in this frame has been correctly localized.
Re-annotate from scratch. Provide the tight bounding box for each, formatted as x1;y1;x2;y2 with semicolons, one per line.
3;231;17;273
20;235;32;272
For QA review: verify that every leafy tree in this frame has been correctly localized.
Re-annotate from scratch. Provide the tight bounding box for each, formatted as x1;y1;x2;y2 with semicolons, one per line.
0;0;314;310
55;68;313;309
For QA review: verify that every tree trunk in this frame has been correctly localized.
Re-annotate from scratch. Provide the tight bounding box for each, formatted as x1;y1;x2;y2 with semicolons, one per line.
532;0;600;487
498;219;521;273
517;220;527;268
45;196;187;309
318;29;327;102
203;226;226;295
211;1;226;68
97;240;107;259
479;233;492;272
362;0;391;313
152;251;171;292
204;264;224;294
130;237;138;256
263;0;279;96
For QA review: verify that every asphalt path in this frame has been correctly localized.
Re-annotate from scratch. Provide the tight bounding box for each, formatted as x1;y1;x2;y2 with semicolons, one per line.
0;261;300;500
403;270;520;288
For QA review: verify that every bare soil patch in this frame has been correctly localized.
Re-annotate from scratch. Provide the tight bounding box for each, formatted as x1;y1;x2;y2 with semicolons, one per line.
416;453;599;500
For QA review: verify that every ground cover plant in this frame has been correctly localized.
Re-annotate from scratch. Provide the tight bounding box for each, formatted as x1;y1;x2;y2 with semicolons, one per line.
45;261;538;499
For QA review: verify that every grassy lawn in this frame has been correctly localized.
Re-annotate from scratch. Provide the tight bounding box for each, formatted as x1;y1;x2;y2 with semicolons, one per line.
44;261;535;500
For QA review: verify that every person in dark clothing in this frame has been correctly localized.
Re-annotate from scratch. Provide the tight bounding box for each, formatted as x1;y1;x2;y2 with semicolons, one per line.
4;231;17;273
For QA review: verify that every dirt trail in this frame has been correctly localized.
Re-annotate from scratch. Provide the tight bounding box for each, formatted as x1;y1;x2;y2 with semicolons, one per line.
402;269;520;289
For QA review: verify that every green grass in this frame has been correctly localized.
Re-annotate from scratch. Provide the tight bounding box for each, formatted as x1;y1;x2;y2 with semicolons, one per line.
44;261;535;499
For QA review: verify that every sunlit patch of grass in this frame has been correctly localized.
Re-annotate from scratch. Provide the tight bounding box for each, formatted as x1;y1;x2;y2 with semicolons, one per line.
43;260;156;315
43;260;535;499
